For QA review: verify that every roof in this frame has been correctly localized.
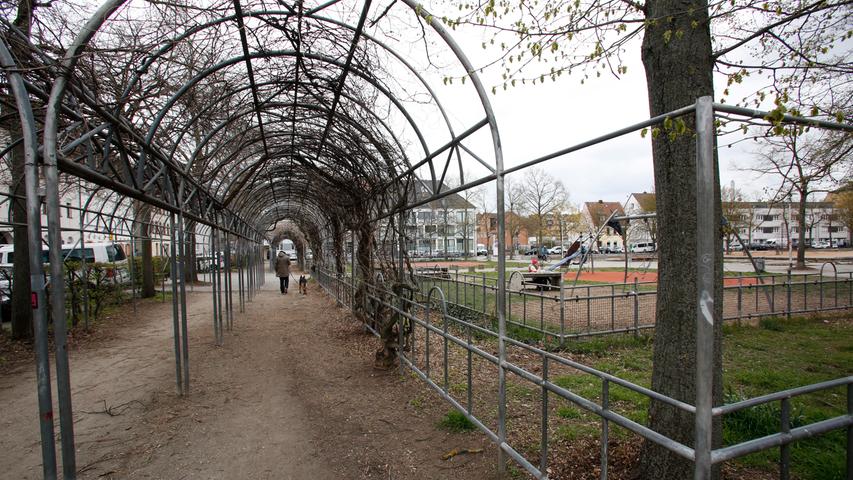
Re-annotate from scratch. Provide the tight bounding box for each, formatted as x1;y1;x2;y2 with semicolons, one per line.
630;192;656;212
583;201;625;228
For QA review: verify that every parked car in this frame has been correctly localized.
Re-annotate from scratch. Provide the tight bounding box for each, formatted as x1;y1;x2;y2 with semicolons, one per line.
813;241;830;249
523;247;538;255
476;244;488;256
548;246;563;255
630;242;656;253
602;245;624;254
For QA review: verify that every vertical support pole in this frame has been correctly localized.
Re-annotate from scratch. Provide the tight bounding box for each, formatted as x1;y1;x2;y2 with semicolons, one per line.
610;284;615;331
587;285;591;331
45;102;77;480
633;277;639;336
786;270;792;320
128;229;137;314
482;273;487;326
224;233;232;331
601;378;610;480
494;141;508;480
737;280;743;325
780;398;791;480
177;212;190;393
540;355;549;474
216;231;224;342
694;96;715;480
169;214;183;395
78;188;89;329
846;382;851;480
559;279;565;346
2;40;58;477
210;231;220;344
771;275;776;313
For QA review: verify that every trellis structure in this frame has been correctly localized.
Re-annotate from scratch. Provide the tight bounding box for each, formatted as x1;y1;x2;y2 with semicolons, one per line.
1;1;851;479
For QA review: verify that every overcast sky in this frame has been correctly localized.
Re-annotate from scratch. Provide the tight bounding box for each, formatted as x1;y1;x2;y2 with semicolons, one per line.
405;4;791;210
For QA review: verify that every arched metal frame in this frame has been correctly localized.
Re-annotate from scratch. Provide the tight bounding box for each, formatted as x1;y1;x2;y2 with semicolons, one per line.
3;0;509;477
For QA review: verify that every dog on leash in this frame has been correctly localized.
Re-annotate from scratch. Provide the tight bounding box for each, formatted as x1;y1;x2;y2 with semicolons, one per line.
298;275;308;295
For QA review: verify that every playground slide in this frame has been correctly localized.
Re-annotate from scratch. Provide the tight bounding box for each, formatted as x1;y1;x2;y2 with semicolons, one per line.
545;250;582;271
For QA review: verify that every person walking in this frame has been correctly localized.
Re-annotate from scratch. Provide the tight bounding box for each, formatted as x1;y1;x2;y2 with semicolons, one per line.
275;251;291;294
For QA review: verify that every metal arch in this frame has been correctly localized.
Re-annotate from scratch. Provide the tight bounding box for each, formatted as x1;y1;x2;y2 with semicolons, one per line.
103;7;460;170
0;37;60;477
144;50;432;174
204;130;399;204
182;97;417;192
181;82;418;162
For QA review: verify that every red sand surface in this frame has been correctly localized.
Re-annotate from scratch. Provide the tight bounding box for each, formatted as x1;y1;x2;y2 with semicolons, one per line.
564;270;762;286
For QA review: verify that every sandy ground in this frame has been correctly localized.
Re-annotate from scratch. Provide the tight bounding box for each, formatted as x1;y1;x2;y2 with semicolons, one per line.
0;270;496;479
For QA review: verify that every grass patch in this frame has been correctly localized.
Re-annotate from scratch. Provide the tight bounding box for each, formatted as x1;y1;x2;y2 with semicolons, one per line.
547;314;850;479
438;409;477;432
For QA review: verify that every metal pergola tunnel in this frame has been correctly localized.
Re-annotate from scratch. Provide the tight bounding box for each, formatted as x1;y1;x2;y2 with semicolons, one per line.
1;1;851;479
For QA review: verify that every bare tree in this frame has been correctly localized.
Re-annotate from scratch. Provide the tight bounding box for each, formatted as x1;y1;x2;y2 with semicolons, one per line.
832;186;853;245
721;184;747;252
504;175;527;258
753;130;853;267
518;168;567;249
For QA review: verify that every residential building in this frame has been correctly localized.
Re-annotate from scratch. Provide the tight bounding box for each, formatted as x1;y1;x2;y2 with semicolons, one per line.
581;200;625;252
624;192;657;247
727;199;848;247
476;212;530;254
404;181;476;255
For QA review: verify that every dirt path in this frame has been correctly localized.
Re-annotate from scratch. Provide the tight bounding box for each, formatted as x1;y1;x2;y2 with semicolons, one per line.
0;271;496;479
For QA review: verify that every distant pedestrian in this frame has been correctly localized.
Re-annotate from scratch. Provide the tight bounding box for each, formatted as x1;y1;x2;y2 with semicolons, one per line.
275;251;291;294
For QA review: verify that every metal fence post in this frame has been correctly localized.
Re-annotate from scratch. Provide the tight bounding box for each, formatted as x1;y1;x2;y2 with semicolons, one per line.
780;398;791;480
737;280;743;325
169;214;183;396
559;279;566;346
694;95;715;480
601;378;610;480
632;277;639;336
786;270;792;320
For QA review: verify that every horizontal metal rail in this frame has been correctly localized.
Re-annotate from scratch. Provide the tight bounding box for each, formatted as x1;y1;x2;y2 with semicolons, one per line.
316;266;851;479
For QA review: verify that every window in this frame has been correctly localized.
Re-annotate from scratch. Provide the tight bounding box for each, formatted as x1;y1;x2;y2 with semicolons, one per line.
65;203;72;218
761;227;777;234
830;226;841;233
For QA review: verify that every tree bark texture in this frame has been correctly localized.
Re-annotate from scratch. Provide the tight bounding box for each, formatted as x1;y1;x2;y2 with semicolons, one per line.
135;203;155;298
639;0;723;477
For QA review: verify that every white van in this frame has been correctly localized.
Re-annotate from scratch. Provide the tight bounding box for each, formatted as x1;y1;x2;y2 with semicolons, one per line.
630;242;656;253
0;242;127;269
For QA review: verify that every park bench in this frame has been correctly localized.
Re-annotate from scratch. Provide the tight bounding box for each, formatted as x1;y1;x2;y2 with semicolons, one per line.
415;266;451;279
521;271;562;290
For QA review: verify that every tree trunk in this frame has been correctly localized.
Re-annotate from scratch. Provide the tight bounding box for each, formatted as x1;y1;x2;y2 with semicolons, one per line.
8;125;33;340
639;0;723;477
796;193;807;268
135;203;155;298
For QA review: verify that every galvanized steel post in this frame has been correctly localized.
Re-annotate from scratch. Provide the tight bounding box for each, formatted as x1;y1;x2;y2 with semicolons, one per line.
0;39;58;478
694;96;716;480
169;213;183;395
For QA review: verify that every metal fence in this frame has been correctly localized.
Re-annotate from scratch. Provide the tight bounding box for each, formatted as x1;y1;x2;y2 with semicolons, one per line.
315;265;852;479
408;264;853;343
